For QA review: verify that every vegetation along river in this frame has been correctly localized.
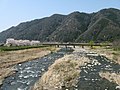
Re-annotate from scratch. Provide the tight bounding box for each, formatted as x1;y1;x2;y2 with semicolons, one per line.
1;47;120;90
1;48;73;90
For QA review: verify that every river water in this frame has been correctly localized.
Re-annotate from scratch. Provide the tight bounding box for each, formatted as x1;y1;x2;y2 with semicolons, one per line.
1;48;120;90
1;48;73;90
77;51;120;90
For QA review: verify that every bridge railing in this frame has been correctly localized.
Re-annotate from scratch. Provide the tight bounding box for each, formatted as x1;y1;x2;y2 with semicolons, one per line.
40;42;112;46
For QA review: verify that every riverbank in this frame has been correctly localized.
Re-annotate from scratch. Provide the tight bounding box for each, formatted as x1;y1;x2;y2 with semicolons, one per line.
32;46;120;90
1;46;120;89
86;46;120;88
0;47;58;85
32;47;90;90
88;46;120;64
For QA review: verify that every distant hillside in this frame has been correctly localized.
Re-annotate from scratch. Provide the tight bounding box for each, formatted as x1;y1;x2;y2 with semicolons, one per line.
0;8;120;43
76;8;120;42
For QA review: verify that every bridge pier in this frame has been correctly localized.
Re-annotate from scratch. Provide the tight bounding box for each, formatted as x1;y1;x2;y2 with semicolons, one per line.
90;45;93;49
65;45;67;48
57;44;59;48
82;45;84;48
73;45;75;48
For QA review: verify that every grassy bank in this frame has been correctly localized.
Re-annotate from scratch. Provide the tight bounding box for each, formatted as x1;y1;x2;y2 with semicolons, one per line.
0;46;58;85
99;71;120;86
0;45;48;51
89;46;120;64
82;46;120;87
32;54;90;90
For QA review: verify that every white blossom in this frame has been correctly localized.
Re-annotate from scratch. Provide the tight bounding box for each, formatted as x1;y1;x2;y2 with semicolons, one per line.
5;38;40;46
31;40;40;46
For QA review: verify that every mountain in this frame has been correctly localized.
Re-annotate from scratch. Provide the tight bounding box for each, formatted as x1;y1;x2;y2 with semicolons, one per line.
0;8;120;43
76;8;120;42
49;12;91;42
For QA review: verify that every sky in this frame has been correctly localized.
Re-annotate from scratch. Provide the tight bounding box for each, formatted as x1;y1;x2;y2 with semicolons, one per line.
0;0;120;32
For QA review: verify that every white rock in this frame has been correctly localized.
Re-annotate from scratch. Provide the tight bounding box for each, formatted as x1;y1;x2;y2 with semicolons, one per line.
23;75;29;79
10;82;16;85
18;64;22;66
27;70;35;73
85;78;88;80
29;74;36;77
98;63;101;65
116;86;120;89
19;71;23;74
41;68;45;71
25;67;31;70
26;81;31;85
88;64;92;67
17;88;22;90
18;74;24;78
17;80;26;84
84;70;88;73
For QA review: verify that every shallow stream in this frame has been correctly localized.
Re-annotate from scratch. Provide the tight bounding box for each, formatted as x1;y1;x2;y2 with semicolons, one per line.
1;48;73;90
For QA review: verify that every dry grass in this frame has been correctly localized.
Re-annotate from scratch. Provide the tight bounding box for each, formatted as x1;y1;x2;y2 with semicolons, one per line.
99;72;120;85
112;52;120;64
0;67;16;85
89;47;120;64
0;47;57;85
0;48;51;68
32;54;90;90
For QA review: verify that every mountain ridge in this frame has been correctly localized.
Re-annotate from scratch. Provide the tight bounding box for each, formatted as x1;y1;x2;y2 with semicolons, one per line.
0;8;120;43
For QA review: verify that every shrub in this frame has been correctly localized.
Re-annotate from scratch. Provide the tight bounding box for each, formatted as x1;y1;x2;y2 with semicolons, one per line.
112;39;120;51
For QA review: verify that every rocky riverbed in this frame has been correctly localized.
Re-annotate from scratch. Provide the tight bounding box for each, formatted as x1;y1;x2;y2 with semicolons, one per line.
0;48;73;90
33;47;120;90
0;47;52;85
1;47;120;90
77;48;120;90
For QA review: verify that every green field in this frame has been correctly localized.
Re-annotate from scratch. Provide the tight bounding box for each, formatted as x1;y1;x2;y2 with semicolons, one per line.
0;45;48;51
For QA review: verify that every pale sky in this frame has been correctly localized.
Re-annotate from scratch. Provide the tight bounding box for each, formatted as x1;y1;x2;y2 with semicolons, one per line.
0;0;120;32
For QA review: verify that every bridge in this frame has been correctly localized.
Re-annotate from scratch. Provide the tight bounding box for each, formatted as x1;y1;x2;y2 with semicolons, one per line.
40;43;112;48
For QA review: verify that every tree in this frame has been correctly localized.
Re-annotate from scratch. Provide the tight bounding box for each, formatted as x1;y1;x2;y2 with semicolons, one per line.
89;40;94;49
112;39;120;51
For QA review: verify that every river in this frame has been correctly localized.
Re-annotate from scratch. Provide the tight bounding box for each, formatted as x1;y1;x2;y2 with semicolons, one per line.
1;48;73;90
1;47;120;90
